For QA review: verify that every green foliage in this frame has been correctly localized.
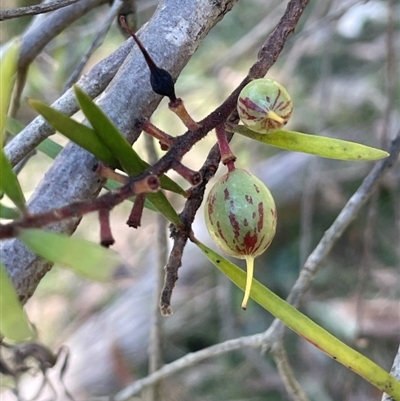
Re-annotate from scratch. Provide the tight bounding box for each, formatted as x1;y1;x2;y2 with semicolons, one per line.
73;86;186;197
0;40;26;212
0;149;26;211
231;126;388;161
18;229;124;282
28;99;121;168
0;203;21;219
0;40;20;143
194;239;400;399
29;94;183;226
0;263;33;341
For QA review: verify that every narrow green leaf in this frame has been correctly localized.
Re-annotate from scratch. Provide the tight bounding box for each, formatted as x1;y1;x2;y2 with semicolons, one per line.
73;86;182;226
18;229;123;282
6;115;25;135
0;262;33;341
194;239;400;398
28;99;121;168
0;149;26;211
73;85;187;197
0;40;20;144
7;115;67;160
0;203;21;219
147;192;181;226
5;117;177;222
232;126;389;161
36;137;63;159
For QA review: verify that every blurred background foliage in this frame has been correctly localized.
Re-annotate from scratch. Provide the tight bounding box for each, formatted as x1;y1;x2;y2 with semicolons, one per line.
1;0;400;400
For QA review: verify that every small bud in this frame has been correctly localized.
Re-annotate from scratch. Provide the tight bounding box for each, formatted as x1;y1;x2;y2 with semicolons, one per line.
237;78;293;134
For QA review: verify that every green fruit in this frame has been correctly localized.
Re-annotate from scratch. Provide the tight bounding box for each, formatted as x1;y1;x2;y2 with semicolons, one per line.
205;168;277;308
237;78;293;134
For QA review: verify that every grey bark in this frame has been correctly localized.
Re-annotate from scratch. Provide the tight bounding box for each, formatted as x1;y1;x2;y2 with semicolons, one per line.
1;0;238;302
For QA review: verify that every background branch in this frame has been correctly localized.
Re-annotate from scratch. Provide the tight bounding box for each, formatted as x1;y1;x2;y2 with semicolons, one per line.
9;0;109;116
0;0;80;21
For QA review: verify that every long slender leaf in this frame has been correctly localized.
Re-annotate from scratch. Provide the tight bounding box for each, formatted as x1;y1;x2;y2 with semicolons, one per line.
0;149;26;211
0;262;33;341
18;229;124;282
74;85;187;197
194;239;400;399
6;117;168;217
0;40;20;144
232;126;389;161
28;99;183;225
0;203;21;219
73;86;182;226
28;99;121;168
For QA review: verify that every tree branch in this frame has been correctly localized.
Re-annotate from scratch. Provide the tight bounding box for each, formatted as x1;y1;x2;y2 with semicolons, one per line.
0;0;80;21
1;0;238;303
8;0;109;116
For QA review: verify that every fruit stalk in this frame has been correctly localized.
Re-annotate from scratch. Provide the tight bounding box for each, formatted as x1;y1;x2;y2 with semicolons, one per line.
242;255;255;310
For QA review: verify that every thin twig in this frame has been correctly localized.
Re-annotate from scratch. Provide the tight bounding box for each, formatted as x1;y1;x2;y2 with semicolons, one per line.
114;333;267;400
63;0;125;91
271;341;310;401
0;0;80;21
8;0;108;117
144;135;166;401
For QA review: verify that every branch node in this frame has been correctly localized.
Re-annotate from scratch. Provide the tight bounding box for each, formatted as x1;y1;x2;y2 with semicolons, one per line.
172;162;202;186
168;98;200;131
141;120;175;150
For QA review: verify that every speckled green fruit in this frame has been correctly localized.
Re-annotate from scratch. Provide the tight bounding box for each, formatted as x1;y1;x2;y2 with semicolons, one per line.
205;169;277;309
237;78;293;134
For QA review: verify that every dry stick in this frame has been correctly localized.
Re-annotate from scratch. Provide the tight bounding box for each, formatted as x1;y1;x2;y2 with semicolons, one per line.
160;0;312;315
63;0;125;92
114;334;267;400
0;175;160;239
144;135;166;401
271;342;310;401
114;132;400;400
0;0;80;21
8;0;109;118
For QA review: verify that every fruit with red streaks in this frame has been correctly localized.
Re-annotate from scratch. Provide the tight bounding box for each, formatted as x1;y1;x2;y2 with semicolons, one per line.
237;78;293;134
204;168;277;309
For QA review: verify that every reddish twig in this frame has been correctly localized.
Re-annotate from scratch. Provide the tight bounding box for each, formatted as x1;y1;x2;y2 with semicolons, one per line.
0;175;159;239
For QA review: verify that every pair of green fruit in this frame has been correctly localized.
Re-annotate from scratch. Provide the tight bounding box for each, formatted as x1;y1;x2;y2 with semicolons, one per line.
205;78;289;309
